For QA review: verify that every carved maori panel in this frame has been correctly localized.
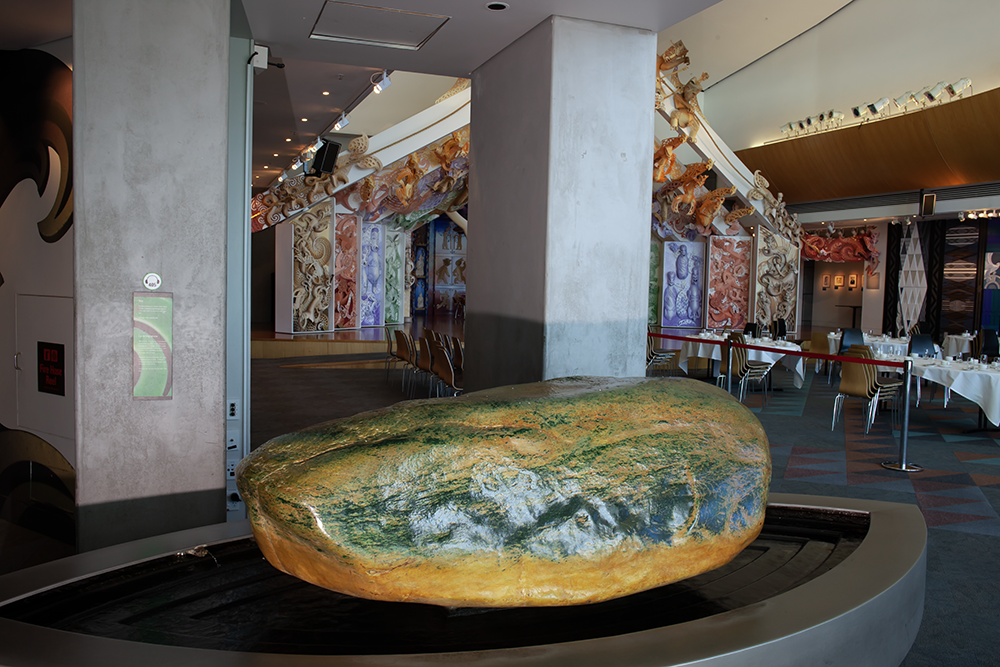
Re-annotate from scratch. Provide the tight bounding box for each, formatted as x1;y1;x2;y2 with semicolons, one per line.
359;223;384;327
334;213;359;328
291;203;332;332
754;228;799;328
660;241;705;329
384;230;405;324
708;236;751;330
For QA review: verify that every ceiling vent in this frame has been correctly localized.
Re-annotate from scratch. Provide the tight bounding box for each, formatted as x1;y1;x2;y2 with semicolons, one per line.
310;2;449;51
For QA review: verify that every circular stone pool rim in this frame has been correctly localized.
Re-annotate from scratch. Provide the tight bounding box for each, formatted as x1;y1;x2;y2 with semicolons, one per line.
0;493;926;667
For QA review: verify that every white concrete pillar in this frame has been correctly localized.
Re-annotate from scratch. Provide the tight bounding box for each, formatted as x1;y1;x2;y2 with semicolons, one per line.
74;0;231;550
466;16;656;391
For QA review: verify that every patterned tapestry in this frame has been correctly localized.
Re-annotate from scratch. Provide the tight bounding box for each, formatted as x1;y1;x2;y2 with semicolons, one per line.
333;213;358;328
431;218;466;313
984;219;1000;330
384;230;405;324
707;236;751;330
754;227;799;328
660;240;705;329
649;240;661;327
359;223;384;326
291;203;332;332
938;222;979;336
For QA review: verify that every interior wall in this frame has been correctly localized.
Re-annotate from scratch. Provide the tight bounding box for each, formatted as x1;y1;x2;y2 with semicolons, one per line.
74;0;230;550
702;0;1000;151
251;225;276;325
812;260;865;331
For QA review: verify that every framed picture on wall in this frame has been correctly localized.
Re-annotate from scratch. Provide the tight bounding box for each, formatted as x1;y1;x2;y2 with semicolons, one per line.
833;275;845;288
821;274;831;289
848;274;858;289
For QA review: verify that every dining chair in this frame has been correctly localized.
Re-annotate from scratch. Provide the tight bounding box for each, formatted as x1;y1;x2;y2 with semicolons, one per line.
728;332;773;403
450;336;464;374
973;328;999;362
393;330;416;393
847;345;902;429
805;331;832;374
770;318;787;340
830;328;864;384
413;336;436;398
832;350;880;433
908;333;938;406
383;326;402;382
646;330;678;377
430;338;462;396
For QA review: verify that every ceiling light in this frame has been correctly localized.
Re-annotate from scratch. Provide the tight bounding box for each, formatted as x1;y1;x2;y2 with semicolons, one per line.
263;165;268;169
968;211;978;219
273;153;278;157
867;97;890;116
486;2;509;9
285;138;291;142
278;175;285;182
947;77;972;98
322;91;330;96
779;122;793;135
893;91;916;110
989;210;998;218
292;160;302;171
372;70;391;94
333;113;350;131
852;105;869;119
806;115;819;127
958;212;965;221
924;82;948;103
301;118;308;122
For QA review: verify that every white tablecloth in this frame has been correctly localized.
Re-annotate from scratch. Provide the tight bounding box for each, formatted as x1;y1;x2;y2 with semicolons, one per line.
943;334;974;358
906;358;1000;425
828;334;937;357
678;336;805;388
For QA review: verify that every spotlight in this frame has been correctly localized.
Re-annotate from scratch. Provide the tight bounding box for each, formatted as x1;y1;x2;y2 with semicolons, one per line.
779;122;793;136
806;115;819;127
291;160;302;171
278;174;285;183
829;111;845;126
797;120;807;131
893;91;916;110
914;85;933;105
969;211;978;219
924;81;948;103
867;97;891;116
958;212;965;221
990;210;998;218
852;105;869;119
946;77;972;98
905;217;912;225
372;70;391;94
333;113;349;131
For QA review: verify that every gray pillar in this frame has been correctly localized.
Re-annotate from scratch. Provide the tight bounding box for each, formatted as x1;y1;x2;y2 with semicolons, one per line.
466;16;656;391
74;0;231;550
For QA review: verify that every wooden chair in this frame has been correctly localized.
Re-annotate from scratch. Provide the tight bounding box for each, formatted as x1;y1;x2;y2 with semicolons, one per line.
830;328;864;384
429;338;463;396
383;326;403;382
804;331;832;374
832;350;880;433
450;336;464;374
413;336;436;397
846;345;902;431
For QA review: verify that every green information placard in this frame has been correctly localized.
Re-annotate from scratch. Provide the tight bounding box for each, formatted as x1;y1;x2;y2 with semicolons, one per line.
133;292;173;399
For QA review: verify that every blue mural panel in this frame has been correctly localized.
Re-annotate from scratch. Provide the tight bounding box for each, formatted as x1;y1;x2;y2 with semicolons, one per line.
359;223;384;326
661;240;706;329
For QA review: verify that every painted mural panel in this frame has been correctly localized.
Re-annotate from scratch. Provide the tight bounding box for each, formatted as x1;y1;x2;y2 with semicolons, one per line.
359;223;384;327
432;218;466;314
384;230;404;324
707;236;751;330
334;213;358;328
660;241;705;329
291;203;333;332
984;219;1000;330
648;240;661;327
754;228;799;328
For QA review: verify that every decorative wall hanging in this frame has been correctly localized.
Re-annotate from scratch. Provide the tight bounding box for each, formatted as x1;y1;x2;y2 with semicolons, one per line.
983;219;1000;329
649;240;661;327
661;240;705;329
359;223;384;327
384;230;405;325
333;213;359;328
291;203;333;332
833;275;844;288
897;224;927;335
801;226;880;274
754;228;799;328
939;222;979;334
707;236;751;330
431;218;466;313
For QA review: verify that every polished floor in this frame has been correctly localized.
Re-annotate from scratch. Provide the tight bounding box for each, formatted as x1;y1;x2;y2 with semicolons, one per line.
3;327;999;665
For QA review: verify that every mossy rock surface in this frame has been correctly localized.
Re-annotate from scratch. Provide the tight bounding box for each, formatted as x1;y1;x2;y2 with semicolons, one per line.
237;377;770;607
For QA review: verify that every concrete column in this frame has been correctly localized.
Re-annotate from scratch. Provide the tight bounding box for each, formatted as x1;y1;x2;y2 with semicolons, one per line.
74;0;230;550
466;16;656;391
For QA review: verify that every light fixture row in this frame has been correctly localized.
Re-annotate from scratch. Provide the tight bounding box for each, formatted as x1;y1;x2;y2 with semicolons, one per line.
959;210;998;221
852;78;972;119
780;110;844;137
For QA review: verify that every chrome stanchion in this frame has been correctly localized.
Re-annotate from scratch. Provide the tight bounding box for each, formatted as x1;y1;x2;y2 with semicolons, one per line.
883;358;923;472
726;339;733;394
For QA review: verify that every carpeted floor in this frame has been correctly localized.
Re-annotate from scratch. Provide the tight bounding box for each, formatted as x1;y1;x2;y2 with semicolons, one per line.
250;357;1000;666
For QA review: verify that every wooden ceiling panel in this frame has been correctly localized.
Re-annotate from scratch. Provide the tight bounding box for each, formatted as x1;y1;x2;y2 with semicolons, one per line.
736;87;1000;203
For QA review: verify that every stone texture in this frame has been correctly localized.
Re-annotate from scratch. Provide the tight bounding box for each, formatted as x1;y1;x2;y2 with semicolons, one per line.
237;377;770;607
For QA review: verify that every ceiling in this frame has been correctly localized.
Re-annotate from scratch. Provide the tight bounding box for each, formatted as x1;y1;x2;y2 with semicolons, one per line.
2;0;860;194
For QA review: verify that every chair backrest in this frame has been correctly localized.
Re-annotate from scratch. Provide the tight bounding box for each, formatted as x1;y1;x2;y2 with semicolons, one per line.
810;332;830;357
394;330;411;364
839;328;864;354
417;337;433;373
908;333;936;358
839;348;873;399
728;332;750;375
743;322;760;337
429;339;454;387
451;337;464;372
980;329;1000;358
771;319;787;339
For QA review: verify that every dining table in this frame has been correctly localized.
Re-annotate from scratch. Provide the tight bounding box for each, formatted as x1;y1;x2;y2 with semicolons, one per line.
881;355;1000;426
678;334;806;389
942;333;975;359
827;333;939;358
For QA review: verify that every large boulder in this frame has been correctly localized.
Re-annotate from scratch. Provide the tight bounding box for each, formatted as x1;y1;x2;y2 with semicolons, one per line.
237;377;770;607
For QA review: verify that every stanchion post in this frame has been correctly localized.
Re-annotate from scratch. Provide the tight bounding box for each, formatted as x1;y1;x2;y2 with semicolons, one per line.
883;358;923;472
725;339;733;394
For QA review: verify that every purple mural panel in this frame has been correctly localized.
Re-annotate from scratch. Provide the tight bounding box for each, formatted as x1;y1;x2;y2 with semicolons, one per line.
661;240;705;329
360;223;384;326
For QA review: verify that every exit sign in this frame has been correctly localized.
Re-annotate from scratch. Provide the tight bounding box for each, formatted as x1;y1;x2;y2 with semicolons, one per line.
37;341;65;396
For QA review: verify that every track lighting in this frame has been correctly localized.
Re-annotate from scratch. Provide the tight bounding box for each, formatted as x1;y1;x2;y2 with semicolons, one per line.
989;210;998;218
893;91;916;110
924;81;948;103
806;115;820;128
333;113;349;131
946;77;972;98
969;211;978;219
958;212;965;221
372;70;391;94
852;105;869;119
780;122;794;136
867;97;891;116
828;111;844;125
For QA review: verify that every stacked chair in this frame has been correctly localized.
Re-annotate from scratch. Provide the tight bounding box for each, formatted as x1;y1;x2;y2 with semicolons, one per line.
718;332;773;403
829;328;864;384
392;327;463;398
645;326;678;376
832;345;902;433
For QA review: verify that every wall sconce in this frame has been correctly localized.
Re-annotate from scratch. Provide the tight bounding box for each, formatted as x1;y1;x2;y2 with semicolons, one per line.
866;273;880;290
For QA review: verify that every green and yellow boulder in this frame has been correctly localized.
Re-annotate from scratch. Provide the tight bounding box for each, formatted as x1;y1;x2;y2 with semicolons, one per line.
237;377;770;607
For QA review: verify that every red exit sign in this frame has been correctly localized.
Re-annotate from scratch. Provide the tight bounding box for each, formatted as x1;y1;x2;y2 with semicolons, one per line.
38;341;65;396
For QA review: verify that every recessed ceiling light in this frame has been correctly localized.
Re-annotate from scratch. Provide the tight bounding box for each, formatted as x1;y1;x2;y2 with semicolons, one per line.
322;91;329;96
273;153;278;157
486;2;509;10
285;138;291;142
263;165;268;169
301;118;308;122
255;175;259;178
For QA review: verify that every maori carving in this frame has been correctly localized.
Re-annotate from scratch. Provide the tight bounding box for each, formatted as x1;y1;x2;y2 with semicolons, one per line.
292;203;333;332
747;170;801;245
801;227;881;274
693;186;737;236
653;136;686;182
708;237;751;330
334;213;359;328
755;228;799;326
669;72;710;143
